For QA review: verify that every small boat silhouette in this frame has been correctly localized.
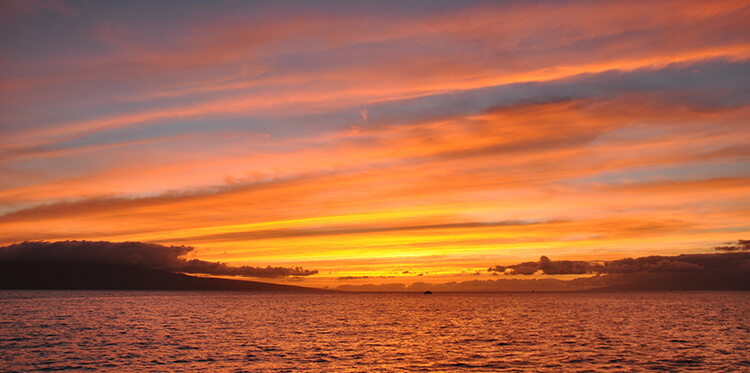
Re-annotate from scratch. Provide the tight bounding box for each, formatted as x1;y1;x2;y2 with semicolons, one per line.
424;290;433;294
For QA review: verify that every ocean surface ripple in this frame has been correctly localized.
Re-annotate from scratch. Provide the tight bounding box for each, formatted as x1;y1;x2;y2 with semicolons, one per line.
1;291;749;372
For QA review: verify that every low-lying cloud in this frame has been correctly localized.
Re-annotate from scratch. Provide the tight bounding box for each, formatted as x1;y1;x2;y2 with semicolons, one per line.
489;256;593;275
0;240;317;278
489;244;750;275
714;239;750;252
337;275;394;281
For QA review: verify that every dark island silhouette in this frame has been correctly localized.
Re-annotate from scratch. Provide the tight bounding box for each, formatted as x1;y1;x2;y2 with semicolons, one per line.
337;243;750;292
583;271;750;292
0;262;328;292
2;240;749;292
0;240;328;292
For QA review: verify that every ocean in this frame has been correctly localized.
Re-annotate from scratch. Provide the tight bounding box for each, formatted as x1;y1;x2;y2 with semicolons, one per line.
1;291;749;372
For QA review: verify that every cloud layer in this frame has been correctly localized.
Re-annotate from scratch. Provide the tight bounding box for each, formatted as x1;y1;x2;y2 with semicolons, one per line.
714;239;750;252
0;1;749;283
489;247;750;275
0;241;317;278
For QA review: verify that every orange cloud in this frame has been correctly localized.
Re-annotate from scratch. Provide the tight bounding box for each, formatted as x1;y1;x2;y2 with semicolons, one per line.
1;1;749;286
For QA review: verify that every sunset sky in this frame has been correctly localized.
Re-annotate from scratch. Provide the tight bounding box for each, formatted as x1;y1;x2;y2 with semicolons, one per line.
1;0;749;288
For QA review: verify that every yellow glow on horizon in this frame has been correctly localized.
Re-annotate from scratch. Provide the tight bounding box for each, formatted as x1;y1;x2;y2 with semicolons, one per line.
1;0;749;288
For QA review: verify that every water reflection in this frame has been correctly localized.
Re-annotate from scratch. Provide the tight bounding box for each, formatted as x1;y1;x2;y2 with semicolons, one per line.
1;291;749;371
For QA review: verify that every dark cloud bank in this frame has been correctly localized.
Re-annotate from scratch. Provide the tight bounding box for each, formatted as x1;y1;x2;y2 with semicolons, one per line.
3;240;749;292
488;240;750;276
0;240;317;278
338;240;750;292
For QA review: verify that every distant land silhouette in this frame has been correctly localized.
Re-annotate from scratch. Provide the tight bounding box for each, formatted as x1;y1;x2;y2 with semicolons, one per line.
2;261;749;292
584;272;750;292
335;271;750;292
0;262;327;292
336;245;750;292
1;240;749;292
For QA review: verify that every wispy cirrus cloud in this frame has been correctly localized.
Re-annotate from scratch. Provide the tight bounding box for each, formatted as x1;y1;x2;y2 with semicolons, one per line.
1;1;749;284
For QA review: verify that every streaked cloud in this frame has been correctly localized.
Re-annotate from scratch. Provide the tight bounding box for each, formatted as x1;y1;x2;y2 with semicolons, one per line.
714;239;750;252
1;1;749;286
489;250;750;275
